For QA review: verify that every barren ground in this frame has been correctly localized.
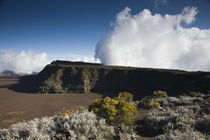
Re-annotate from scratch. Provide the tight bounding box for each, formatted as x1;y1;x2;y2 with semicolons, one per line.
0;76;102;128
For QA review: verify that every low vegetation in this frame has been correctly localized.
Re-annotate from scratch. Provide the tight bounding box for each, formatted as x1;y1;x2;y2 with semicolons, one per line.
0;92;139;139
0;90;209;139
88;92;138;125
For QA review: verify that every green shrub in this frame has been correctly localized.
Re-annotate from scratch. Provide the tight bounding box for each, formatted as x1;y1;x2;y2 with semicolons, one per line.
141;96;153;104
154;90;167;98
88;92;138;125
189;91;199;97
141;96;160;109
147;102;160;108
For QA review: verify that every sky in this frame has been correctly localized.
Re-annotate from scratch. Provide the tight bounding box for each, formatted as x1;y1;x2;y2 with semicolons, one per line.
0;0;210;73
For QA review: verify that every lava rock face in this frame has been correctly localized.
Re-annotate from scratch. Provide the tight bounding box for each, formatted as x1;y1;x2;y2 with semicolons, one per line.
37;60;210;97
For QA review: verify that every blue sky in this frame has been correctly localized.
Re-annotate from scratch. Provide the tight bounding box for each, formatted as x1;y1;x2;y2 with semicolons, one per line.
0;0;210;73
0;0;210;55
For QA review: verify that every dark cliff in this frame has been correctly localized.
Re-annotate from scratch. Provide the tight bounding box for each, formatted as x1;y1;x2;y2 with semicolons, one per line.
37;60;210;97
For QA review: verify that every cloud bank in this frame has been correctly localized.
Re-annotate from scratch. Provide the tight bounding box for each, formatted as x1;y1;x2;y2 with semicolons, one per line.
49;53;100;64
95;7;210;71
0;50;99;74
0;50;50;74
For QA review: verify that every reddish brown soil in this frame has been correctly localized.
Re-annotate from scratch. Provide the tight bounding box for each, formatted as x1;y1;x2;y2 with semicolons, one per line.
0;76;102;128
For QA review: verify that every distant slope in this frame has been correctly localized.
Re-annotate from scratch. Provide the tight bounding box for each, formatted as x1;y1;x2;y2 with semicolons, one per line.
36;60;210;97
0;70;32;77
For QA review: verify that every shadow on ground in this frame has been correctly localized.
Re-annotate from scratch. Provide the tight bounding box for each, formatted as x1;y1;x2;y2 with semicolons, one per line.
8;75;40;93
7;75;117;97
135;119;163;138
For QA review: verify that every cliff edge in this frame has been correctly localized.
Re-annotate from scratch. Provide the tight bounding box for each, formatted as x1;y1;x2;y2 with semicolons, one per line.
37;60;210;97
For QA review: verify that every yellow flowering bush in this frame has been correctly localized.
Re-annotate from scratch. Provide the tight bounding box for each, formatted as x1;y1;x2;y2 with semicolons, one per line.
60;110;71;117
117;92;133;102
154;90;167;98
88;92;138;125
60;106;87;117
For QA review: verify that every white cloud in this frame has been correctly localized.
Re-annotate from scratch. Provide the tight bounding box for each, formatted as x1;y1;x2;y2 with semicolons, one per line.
0;50;100;74
0;50;50;74
49;53;100;64
95;7;210;71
